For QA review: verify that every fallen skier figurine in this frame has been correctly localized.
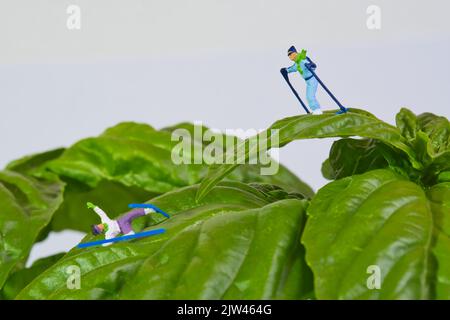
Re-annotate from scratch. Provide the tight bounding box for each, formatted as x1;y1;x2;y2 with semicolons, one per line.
281;46;348;115
85;202;170;247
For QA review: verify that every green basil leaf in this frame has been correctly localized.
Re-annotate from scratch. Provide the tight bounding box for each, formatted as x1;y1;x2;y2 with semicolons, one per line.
197;109;418;201
16;182;312;300
165;122;314;198
302;169;433;299
0;252;64;299
5;122;311;237
416;113;450;155
322;138;389;180
395;109;450;181
426;182;450;299
396;108;417;141
0;171;64;288
47;122;310;194
48;122;310;232
6;148;65;177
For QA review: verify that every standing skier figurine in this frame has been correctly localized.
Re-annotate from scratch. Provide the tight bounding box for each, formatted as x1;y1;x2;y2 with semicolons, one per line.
281;46;323;115
88;202;159;246
281;45;348;115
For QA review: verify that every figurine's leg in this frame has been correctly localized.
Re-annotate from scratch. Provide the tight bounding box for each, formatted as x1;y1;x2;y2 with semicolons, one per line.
306;78;322;114
144;208;155;215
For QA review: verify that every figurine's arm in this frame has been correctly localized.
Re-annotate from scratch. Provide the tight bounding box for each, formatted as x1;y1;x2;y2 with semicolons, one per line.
94;207;113;224
286;63;298;73
87;202;114;225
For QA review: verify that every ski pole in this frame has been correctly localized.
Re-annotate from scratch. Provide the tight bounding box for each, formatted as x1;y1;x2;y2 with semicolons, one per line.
280;68;310;114
304;62;348;113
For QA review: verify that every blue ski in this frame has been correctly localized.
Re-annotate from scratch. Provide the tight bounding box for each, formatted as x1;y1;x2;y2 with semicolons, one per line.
77;228;166;248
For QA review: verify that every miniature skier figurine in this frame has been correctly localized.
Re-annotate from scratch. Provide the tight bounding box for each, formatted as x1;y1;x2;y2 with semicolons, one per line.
88;202;156;246
282;46;323;115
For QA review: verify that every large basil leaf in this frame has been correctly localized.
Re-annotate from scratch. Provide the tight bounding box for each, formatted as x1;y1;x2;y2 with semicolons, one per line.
321;138;389;180
31;122;311;232
16;182;312;300
321;137;423;184
0;171;64;289
6;148;65;177
395;108;418;141
50;180;153;232
46;122;201;193
46;122;311;195
426;182;450;299
5;149;147;234
197;109;419;201
302;169;434;299
164;122;314;198
228;165;313;199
